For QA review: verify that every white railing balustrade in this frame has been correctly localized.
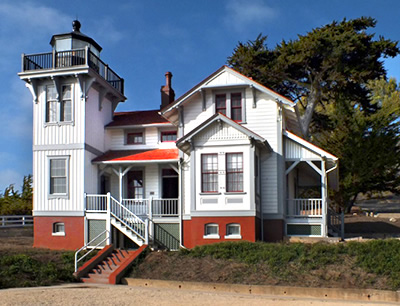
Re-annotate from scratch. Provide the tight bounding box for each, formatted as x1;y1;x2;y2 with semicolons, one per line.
110;196;147;242
0;215;33;228
85;194;108;212
122;199;149;216
287;198;323;216
152;198;179;217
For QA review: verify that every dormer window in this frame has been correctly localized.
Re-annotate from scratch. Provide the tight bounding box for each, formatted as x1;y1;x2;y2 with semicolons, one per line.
127;132;143;144
214;91;244;122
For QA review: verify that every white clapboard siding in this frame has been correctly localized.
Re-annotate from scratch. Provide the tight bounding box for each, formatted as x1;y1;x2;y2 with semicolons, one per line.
85;88;113;152
109;126;161;150
261;153;279;214
33;149;84;213
144;164;160;198
34;82;85;146
245;90;278;151
84;151;99;194
206;70;245;86
183;93;214;134
285;138;320;160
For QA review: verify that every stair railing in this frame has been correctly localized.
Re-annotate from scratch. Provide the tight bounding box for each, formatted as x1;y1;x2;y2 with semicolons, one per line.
109;195;148;244
74;229;110;272
327;207;345;240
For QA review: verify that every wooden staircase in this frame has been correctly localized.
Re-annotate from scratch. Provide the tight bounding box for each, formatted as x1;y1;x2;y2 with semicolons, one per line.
75;244;147;284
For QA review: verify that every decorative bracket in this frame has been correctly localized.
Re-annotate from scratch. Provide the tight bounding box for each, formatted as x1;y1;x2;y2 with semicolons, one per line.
76;74;95;101
26;78;39;103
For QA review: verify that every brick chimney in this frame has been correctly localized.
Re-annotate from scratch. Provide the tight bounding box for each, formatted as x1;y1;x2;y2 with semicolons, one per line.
160;71;175;109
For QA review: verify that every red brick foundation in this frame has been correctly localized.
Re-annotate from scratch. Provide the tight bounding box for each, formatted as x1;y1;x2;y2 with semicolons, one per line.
182;216;258;249
33;216;85;250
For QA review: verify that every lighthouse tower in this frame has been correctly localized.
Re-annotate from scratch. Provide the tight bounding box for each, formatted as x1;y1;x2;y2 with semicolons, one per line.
18;21;126;249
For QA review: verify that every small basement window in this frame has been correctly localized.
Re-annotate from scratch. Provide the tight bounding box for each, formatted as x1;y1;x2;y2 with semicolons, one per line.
204;223;219;239
52;222;65;236
225;223;241;239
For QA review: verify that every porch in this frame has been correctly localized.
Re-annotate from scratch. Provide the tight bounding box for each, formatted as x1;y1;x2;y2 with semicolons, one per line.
284;131;341;238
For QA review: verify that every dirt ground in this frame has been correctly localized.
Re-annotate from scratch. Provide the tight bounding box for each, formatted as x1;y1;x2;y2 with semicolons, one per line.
0;284;397;306
345;214;400;238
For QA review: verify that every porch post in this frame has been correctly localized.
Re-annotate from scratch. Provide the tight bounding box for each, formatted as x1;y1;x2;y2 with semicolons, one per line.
118;166;123;203
321;159;327;237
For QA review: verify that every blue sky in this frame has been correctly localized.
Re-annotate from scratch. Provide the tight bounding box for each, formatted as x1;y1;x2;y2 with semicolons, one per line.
1;0;400;192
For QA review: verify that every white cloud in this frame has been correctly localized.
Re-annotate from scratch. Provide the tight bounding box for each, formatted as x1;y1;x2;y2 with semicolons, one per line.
224;0;278;32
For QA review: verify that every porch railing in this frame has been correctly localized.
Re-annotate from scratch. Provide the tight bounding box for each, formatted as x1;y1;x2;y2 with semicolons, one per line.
21;47;124;95
86;194;179;218
85;194;108;212
287;198;323;217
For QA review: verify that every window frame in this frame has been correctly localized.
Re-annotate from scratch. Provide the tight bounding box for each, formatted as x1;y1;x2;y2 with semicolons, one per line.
127;170;144;199
213;90;245;123
126;132;144;145
225;223;241;239
48;156;69;199
203;223;220;239
160;130;177;142
215;94;227;115
52;222;65;236
45;84;74;125
201;153;219;193
226;153;244;192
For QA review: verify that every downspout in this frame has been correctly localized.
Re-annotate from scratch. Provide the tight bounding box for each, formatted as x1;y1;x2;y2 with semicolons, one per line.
178;157;185;248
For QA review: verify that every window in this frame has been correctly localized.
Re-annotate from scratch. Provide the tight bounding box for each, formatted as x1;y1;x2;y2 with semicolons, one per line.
226;153;243;192
52;222;65;236
127;132;143;144
127;171;144;198
60;85;72;122
225;223;241;239
161;131;177;142
215;92;243;122
45;85;73;123
201;154;218;193
204;223;219;239
46;86;58;123
49;158;68;196
231;93;242;121
215;94;226;115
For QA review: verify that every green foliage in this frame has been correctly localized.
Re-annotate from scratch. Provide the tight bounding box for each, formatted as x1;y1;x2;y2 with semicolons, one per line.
228;17;399;138
0;251;75;288
180;240;400;290
0;175;33;215
313;78;400;209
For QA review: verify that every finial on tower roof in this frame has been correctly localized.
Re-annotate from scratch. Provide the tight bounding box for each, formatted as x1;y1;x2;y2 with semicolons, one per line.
72;20;81;32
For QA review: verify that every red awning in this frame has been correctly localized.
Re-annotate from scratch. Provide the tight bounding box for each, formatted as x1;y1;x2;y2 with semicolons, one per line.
93;148;179;163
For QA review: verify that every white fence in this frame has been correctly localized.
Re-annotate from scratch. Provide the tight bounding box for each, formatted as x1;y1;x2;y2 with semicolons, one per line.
287;198;323;216
0;215;33;228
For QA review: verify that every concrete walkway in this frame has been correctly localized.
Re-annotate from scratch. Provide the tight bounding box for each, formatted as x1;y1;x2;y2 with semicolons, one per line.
0;283;398;306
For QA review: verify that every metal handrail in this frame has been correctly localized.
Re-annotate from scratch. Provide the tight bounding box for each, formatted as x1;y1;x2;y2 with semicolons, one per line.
74;229;109;272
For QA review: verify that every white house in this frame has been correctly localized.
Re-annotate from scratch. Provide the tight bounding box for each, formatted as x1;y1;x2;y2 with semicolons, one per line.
19;21;341;251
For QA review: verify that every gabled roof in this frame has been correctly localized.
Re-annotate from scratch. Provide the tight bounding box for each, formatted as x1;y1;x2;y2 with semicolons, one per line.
106;110;170;128
93;149;179;164
284;130;338;161
176;113;272;154
160;65;295;117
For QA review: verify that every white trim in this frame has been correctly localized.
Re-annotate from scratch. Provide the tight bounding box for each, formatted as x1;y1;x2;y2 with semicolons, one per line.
32;211;85;216
33;143;85;151
284;131;338;161
48;155;70;199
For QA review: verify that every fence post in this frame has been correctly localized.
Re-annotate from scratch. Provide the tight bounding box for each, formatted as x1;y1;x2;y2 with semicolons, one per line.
22;216;26;226
145;218;149;245
341;211;345;240
85;46;89;67
52;49;56;69
1;216;4;227
84;193;87;211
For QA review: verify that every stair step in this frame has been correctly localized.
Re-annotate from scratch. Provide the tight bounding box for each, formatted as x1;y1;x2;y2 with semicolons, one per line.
81;277;110;284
